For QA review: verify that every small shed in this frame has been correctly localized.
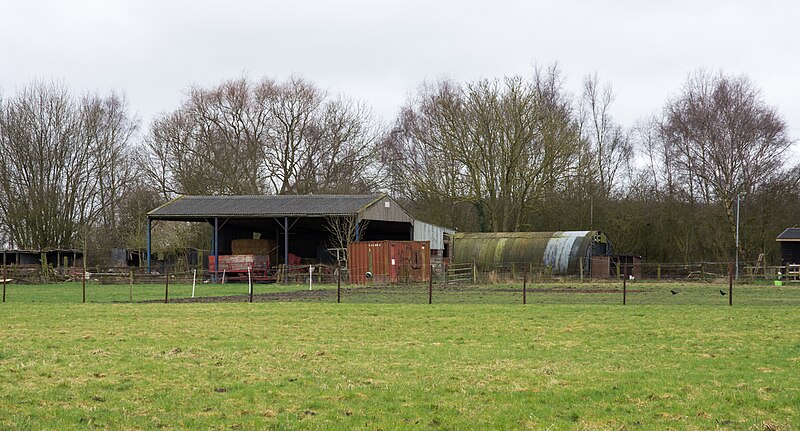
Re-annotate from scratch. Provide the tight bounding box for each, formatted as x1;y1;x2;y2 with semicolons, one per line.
591;254;642;279
777;228;800;265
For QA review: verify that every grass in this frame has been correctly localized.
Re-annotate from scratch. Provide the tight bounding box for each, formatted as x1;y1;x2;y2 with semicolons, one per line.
1;282;799;429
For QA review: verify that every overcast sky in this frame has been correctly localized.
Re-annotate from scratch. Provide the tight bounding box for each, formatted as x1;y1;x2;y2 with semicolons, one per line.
2;0;799;147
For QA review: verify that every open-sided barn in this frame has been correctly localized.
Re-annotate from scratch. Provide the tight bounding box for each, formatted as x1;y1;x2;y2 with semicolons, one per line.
146;193;451;281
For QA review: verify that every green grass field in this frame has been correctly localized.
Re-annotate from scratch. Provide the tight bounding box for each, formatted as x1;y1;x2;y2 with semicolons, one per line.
1;282;799;430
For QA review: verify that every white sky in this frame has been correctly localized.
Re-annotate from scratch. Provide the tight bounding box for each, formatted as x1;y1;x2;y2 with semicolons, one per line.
2;0;799;147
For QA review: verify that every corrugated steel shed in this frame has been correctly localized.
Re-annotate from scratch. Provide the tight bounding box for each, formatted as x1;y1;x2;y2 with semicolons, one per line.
413;221;455;250
451;231;611;275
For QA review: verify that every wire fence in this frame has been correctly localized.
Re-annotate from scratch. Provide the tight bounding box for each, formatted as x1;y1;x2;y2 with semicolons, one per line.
1;260;798;306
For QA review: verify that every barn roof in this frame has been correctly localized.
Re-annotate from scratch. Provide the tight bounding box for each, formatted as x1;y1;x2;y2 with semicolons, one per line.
776;228;800;241
148;193;386;219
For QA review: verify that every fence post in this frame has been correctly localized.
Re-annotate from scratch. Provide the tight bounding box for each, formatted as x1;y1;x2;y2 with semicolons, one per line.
129;269;134;302
523;270;527;305
728;262;733;306
657;264;661;281
473;259;477;284
337;262;341;304
2;264;6;303
248;266;253;303
428;264;433;304
164;267;169;304
623;264;627;305
82;268;86;304
579;258;584;283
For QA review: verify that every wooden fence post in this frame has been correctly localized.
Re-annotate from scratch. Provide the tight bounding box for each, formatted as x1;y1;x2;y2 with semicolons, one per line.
523;271;527;305
428;264;433;304
164;267;169;304
728;262;733;306
623;264;627;305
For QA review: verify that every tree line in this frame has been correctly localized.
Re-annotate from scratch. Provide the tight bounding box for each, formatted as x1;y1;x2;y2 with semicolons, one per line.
0;67;798;266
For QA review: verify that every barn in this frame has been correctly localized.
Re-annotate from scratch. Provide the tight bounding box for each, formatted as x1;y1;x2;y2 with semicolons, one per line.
146;193;450;281
450;231;613;277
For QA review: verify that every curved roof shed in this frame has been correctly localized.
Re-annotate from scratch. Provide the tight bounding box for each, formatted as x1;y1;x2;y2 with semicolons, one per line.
451;231;612;275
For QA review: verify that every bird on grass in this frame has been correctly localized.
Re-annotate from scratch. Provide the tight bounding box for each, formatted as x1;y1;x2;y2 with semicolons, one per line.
719;289;727;296
670;290;679;295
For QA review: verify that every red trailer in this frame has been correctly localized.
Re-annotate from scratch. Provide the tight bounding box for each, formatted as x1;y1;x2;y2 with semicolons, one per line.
208;255;273;281
348;241;430;284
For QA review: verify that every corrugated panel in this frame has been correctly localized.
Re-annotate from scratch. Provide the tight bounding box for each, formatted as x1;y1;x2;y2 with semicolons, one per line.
413;221;453;250
543;231;589;273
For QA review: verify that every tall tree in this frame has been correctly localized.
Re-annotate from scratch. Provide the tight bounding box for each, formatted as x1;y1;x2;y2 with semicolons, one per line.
0;81;137;250
145;76;382;197
580;73;632;198
386;67;583;232
658;71;792;260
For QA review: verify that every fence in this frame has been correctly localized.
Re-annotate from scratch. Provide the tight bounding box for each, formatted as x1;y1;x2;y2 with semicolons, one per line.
1;259;798;306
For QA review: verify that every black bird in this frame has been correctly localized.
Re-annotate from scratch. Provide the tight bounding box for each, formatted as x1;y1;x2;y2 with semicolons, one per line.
719;289;727;296
671;290;679;295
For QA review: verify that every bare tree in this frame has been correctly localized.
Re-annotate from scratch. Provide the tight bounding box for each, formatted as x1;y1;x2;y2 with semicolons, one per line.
387;66;583;232
145;76;382;198
144;77;268;197
580;73;633;198
0;81;137;250
658;71;792;258
324;215;368;263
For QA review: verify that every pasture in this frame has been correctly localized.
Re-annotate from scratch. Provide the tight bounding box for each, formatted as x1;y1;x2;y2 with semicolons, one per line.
1;281;799;429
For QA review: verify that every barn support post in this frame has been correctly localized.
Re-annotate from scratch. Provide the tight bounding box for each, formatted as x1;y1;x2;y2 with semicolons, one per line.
214;217;219;283
284;216;289;285
146;217;152;274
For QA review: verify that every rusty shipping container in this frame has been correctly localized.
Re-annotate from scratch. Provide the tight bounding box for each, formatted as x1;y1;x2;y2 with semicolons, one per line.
451;231;612;276
348;241;431;284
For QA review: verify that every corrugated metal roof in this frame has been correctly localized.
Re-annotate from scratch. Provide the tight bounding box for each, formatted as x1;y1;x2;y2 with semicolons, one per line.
777;228;800;241
148;194;386;218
